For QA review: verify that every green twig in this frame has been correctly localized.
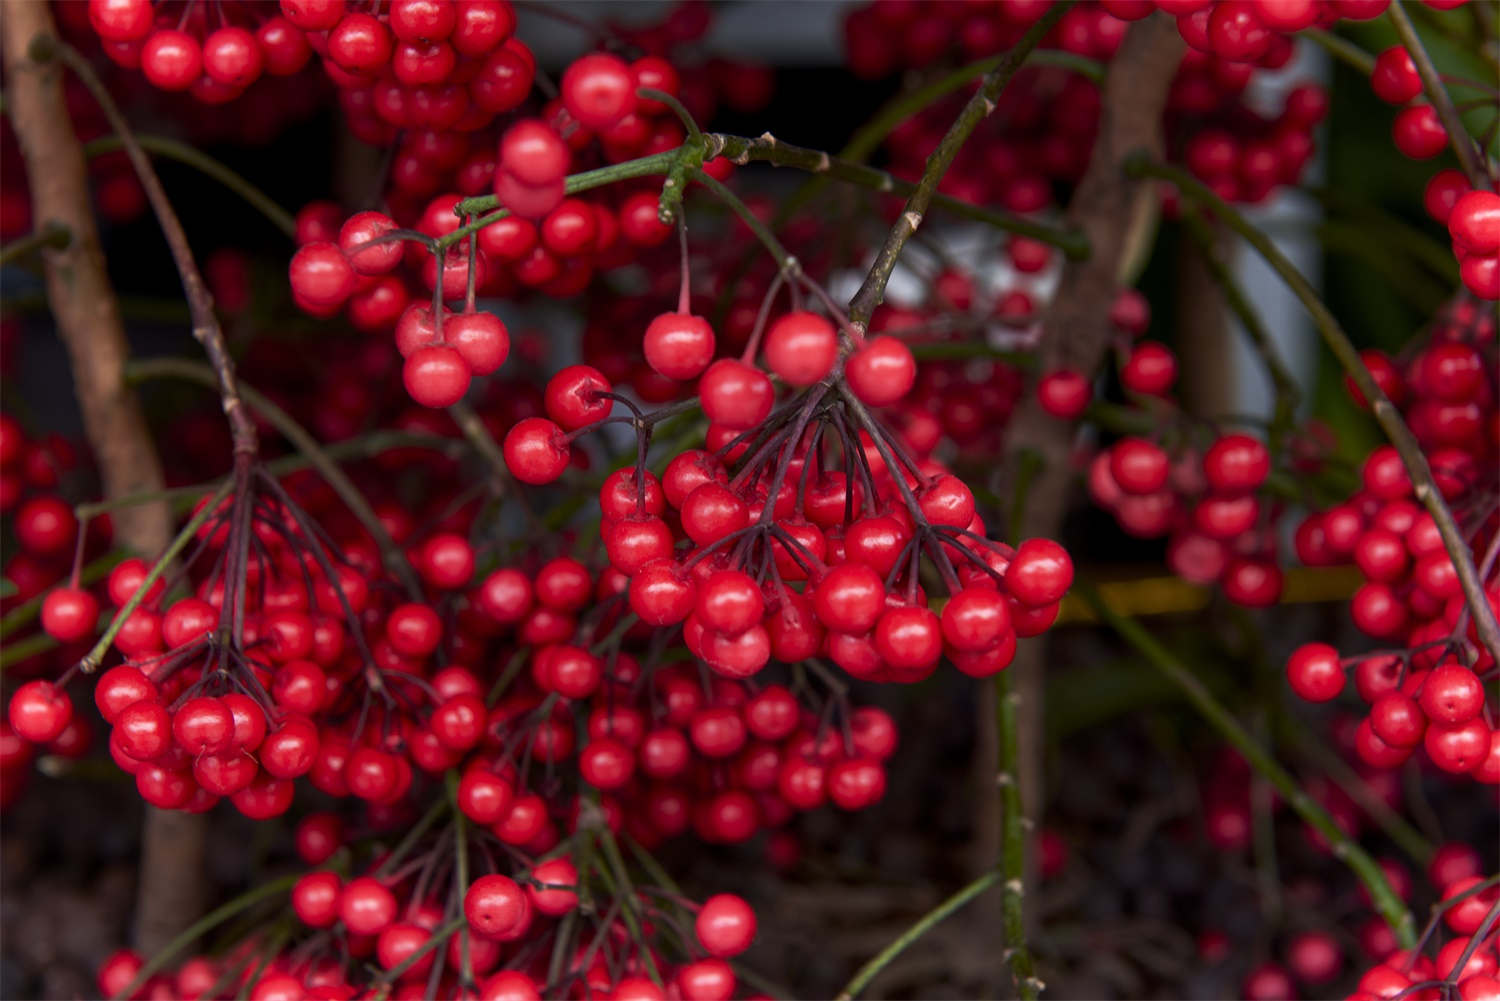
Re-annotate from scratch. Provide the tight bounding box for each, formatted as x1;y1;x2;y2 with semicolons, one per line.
1125;154;1500;669
1179;210;1301;431
114;873;299;1000
845;0;1074;329
1387;0;1488;186
125;357;422;598
83;135;297;238
80;479;233;673
834;871;1000;1001
996;665;1042;1000
1301;28;1376;76
0;220;71;264
1079;583;1416;949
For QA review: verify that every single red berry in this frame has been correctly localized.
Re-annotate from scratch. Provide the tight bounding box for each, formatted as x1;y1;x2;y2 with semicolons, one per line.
503;417;571;484
1037;369;1090;419
561;52;636;129
695;893;757;957
845;335;916;406
1286;643;1345;702
1370;46;1422;104
141;29;203;90
764;311;838;387
40;586;99;643
643;312;716;381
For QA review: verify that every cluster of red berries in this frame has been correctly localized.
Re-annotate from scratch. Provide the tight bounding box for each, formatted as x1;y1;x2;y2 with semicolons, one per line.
1337;863;1500;1001
1038;290;1295;607
85;0;313;99
99;833;764;1001
1285;299;1497;780
1441;189;1500;302
845;0;1331;211
500;302;1072;686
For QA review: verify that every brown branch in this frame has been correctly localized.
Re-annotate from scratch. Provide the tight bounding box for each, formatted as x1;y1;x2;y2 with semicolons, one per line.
0;2;207;957
844;0;1073;331
42;36;258;462
971;12;1185;988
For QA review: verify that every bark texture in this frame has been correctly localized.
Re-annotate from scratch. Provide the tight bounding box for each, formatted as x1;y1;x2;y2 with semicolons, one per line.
1;2;207;956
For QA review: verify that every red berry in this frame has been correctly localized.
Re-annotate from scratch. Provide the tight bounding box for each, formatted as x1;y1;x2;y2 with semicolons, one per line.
695;893;756;957
503;417;570;484
845;335;915;406
40;586;99;643
561;52;636;129
1370;46;1421;103
643;312;716;381
764;311;838;387
1286;643;1345;702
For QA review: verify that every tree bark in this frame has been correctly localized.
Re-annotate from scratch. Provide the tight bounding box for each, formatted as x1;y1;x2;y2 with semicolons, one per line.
974;10;1186;955
1;1;208;957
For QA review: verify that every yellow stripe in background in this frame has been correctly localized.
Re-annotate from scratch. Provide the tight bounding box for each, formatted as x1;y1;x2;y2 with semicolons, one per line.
1056;566;1364;624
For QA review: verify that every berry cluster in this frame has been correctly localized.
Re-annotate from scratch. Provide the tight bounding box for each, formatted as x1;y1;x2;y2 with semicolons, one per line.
86;0;313;98
98;816;764;1001
844;0;1329;211
502;272;1074;684
1286;299;1498;781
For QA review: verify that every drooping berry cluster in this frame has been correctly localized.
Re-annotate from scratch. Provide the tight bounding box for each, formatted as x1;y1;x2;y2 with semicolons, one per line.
1286;298;1498;782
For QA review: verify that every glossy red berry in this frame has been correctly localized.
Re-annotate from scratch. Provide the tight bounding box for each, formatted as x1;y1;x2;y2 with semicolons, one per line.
1286;643;1345;702
644;312;716;381
503;417;570;484
695;893;756;957
764;311;838;387
561;52;636;129
846;336;916;406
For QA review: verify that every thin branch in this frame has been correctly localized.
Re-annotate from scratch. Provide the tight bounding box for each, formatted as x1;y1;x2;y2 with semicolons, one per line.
83;134;297;238
1179;210;1301;431
834;871;1000;1001
996;666;1041;1000
46;37;258;461
1387;0;1489;186
1301;27;1376;77
1126;155;1500;667
845;0;1074;330
0;220;71;264
125;357;423;598
1079;583;1417;949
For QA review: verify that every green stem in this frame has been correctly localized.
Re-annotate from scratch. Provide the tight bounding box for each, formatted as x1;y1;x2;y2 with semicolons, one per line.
125;357;422;598
0;549;123;640
845;0;1074;329
448;398;510;489
843;50;1103;167
74;430;460;526
81;479;233;673
1179;210;1301;432
1276;719;1435;866
0;631;57;672
83;134;297;238
691;168;794;266
0;220;71;264
596;828;662;986
447;771;475;988
1300;28;1376;76
114;873;299;1000
1125;154;1500;669
1386;0;1488;186
448;150;683;248
834;871;1000;1001
453;137;1088;258
1079;583;1417;949
996;666;1041;1000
